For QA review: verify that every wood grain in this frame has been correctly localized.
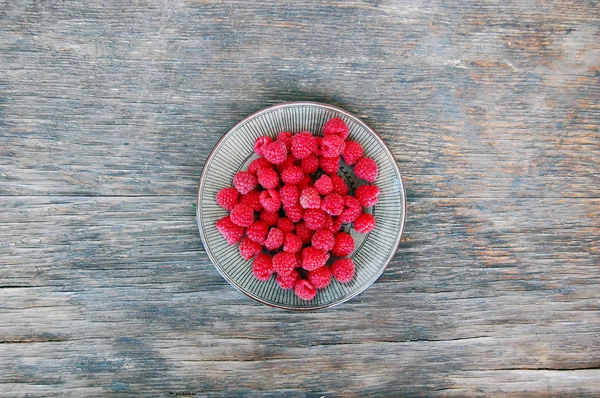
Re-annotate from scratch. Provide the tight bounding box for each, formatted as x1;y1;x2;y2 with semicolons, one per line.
1;0;599;396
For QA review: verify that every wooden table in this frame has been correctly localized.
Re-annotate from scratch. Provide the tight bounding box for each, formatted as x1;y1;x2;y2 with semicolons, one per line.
1;1;599;396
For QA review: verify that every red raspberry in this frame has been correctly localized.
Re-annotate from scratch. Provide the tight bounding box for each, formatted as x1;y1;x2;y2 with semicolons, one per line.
295;279;317;300
319;155;340;175
342;141;364;165
311;229;335;251
216;216;245;245
314;137;323;156
276;154;296;173
276;269;299;289
329;217;343;234
300;187;322;209
355;185;380;208
283;233;303;253
354;157;378;182
254;136;273;156
259;210;279;227
297;174;313;190
252;253;274;281
324;117;350;140
291;132;317;159
216;187;239;211
263;141;288;164
308;266;332;289
280;166;304;185
283;203;304;223
303;208;327;230
230;203;255;227
313;174;333;195
239;189;262;212
247;157;272;175
277;131;293;150
323;215;334;232
233;171;257;194
239;237;262;260
295;221;315;244
246;220;269;245
277;217;295;234
332;232;355;256
331;174;349;195
272;252;296;276
257;167;279;189
264;227;284;251
280;184;300;206
259;189;280;213
321;193;344;216
320;134;345;158
354;213;376;233
331;258;355;283
300;154;319;174
339;195;362;224
301;247;329;271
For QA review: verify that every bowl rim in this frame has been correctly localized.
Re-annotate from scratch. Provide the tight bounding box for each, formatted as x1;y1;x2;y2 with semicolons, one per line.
196;101;407;310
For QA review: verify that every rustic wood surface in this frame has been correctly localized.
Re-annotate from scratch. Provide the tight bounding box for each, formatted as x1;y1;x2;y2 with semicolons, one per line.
1;0;599;396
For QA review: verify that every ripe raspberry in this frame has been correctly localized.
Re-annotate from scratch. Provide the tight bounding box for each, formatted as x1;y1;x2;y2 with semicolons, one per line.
246;220;269;245
252;253;274;281
354;213;376;234
295;279;317;300
300;154;319;174
239;237;262;260
332;232;355;256
314;137;323;156
230;203;255;227
321;193;344;216
295;221;315;244
280;184;300;206
233;171;257;194
259;209;279;227
329;217;343;234
314;174;333;195
320;134;345;158
301;247;329;271
283;203;304;223
276;154;296;173
324;117;349;140
277;131;293;150
254;136;273;156
331;258;355;283
342;141;363;165
247;157;272;175
323;215;333;232
319;155;340;175
259;189;280;213
239;189;262;212
355;185;380;208
339;195;362;224
311;229;335;252
291;132;317;159
272;252;296;276
300;187;321;209
297;174;313;190
277;217;295;234
257;167;279;189
308;266;332;289
281;166;304;185
216;187;239;211
331;174;350;195
283;233;302;253
354;157;378;182
263;141;288;164
303;209;327;230
216;216;245;245
264;227;285;251
276;269;299;289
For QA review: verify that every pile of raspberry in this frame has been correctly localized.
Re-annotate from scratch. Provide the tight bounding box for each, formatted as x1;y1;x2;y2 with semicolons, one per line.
215;117;380;301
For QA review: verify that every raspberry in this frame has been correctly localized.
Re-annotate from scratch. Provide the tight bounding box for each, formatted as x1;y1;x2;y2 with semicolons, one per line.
291;132;317;159
280;184;300;206
354;213;376;234
257;167;279;189
276;269;299;289
332;232;355;256
216;216;245;245
355;185;380;208
264;227;285;251
329;217;343;234
320;134;345;158
239;237;262;260
342;141;364;165
233;171;257;194
259;189;280;213
331;174;349;195
300;187;321;209
301;247;329;271
303;208;327;230
277;131;293;150
283;233;303;253
319;155;340;175
246;221;269;244
339;196;362;224
283;203;304;223
247;157;272;175
313;174;333;195
216;187;239;211
230;203;255;227
354;157;378;182
308;266;332;289
276;154;296;173
323;215;333;232
239;189;262;212
331;258;355;283
324;117;349;140
281;166;304;185
300;154;319;174
263;141;288;164
321;193;344;216
297;174;313;190
272;252;296;276
252;253;274;281
295;221;315;244
314;137;323;156
259;209;279;227
277;217;295;234
311;229;335;252
295;279;317;300
254;136;273;156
